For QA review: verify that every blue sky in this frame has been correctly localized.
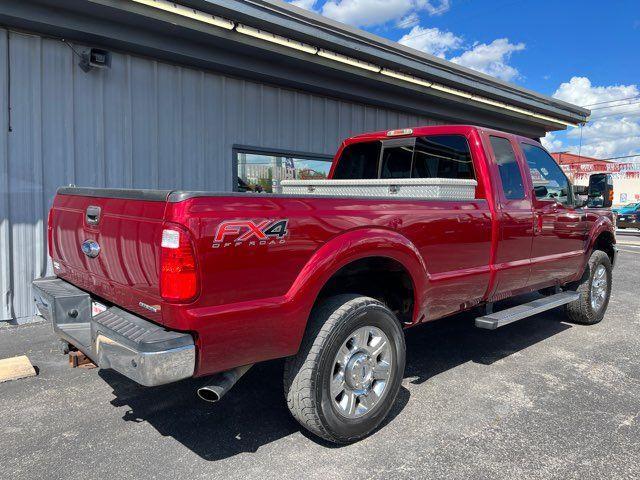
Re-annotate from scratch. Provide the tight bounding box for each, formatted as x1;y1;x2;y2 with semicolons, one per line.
289;0;640;160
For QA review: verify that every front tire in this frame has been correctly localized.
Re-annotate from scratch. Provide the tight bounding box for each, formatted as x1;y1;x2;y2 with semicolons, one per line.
284;294;406;444
564;250;612;325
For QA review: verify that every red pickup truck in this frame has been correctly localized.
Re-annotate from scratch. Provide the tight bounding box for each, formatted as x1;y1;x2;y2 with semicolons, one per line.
33;125;616;443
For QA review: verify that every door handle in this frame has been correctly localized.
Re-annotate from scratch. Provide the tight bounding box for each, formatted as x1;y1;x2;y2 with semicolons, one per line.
534;212;543;234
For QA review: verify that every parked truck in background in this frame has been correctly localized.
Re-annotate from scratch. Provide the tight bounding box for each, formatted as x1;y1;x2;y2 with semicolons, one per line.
33;125;616;443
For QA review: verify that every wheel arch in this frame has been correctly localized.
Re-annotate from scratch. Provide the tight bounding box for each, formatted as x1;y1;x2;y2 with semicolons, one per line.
587;219;616;266
286;228;428;337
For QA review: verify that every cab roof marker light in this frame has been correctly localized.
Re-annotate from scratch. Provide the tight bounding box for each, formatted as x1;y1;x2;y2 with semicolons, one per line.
387;128;414;137
430;83;473;99
130;0;235;30
317;49;381;73
236;24;318;54
380;69;432;88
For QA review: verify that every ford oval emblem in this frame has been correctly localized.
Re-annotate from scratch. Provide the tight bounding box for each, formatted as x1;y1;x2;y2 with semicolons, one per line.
81;239;101;258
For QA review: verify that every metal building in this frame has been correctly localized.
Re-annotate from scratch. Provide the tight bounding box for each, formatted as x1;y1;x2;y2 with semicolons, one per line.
0;0;588;322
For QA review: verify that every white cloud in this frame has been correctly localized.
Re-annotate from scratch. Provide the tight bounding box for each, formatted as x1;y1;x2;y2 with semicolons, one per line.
289;0;317;9
318;2;524;83
320;0;450;28
542;77;640;159
321;0;414;27
541;132;563;151
568;120;640;158
553;76;639;110
450;38;525;81
416;0;451;16
398;26;463;58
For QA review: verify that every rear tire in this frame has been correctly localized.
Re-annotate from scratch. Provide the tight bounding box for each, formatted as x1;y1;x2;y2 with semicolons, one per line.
284;294;405;444
564;250;612;325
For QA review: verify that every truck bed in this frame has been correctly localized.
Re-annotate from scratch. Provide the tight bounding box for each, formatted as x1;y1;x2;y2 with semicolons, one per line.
49;185;493;376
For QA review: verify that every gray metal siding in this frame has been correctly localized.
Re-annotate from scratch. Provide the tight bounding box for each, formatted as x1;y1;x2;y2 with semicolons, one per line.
0;29;440;321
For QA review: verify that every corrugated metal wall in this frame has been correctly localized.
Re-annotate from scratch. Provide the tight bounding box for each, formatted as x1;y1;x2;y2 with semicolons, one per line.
0;29;440;321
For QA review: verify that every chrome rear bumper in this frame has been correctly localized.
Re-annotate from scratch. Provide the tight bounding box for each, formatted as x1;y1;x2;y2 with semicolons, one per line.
32;277;195;387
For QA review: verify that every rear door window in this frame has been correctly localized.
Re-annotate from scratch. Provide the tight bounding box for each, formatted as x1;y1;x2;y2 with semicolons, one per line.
490;136;525;200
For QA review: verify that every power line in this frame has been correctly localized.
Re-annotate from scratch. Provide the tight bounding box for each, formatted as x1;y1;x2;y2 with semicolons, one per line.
589;99;640;111
590;108;640;120
577;123;584;163
396;15;420;28
598;154;640;161
578;133;639;147
581;95;640;107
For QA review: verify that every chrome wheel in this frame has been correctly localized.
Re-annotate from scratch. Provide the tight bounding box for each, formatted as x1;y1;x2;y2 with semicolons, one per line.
330;326;393;419
590;264;608;312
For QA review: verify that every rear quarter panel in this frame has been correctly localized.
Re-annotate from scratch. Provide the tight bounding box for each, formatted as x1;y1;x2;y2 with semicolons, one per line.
164;193;492;376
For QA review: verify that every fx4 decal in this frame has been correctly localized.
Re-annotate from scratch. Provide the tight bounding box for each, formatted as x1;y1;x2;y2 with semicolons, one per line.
213;219;289;248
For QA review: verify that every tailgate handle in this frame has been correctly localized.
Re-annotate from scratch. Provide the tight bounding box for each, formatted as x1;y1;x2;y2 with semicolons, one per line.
86;206;101;226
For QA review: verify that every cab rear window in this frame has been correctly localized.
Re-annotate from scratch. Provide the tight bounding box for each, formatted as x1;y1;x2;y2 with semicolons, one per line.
332;141;381;179
333;135;475;180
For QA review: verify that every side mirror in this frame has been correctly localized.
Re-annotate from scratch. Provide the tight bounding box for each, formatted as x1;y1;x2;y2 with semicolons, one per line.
587;173;614;208
534;185;548;198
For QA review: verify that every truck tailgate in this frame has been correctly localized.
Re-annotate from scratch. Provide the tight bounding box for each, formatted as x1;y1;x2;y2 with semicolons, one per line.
50;188;171;323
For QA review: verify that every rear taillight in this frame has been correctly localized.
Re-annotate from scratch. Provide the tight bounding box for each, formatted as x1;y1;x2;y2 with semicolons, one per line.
47;208;54;259
160;224;199;302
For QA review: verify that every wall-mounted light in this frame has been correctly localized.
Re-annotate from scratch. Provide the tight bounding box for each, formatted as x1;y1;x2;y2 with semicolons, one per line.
79;48;112;73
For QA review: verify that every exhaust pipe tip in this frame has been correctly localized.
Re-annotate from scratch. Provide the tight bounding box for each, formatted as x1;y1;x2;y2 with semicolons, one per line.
196;364;253;403
197;386;224;403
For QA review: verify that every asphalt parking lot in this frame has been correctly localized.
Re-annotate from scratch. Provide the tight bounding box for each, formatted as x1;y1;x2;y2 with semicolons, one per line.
1;243;639;480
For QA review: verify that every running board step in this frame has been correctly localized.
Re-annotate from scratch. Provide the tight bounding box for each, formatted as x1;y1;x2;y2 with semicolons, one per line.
475;291;580;330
